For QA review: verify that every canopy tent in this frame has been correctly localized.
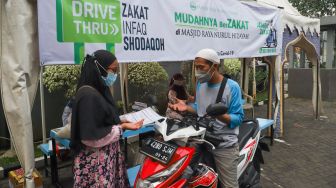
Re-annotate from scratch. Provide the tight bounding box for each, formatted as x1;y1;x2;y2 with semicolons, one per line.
242;0;321;137
2;0;285;186
0;0;40;187
37;0;283;138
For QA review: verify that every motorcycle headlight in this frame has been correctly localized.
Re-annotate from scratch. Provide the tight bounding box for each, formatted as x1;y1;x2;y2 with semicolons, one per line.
136;156;187;188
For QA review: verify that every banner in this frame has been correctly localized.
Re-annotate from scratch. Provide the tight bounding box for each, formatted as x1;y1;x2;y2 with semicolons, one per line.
38;0;282;65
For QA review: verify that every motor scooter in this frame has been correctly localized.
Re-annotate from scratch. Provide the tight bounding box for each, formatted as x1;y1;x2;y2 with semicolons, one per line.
134;103;269;188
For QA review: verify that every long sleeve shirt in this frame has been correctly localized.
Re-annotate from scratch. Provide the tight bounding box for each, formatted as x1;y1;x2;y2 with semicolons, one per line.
81;125;122;148
191;78;244;148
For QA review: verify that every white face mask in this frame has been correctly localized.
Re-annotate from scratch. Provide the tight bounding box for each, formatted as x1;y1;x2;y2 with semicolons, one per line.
195;64;214;83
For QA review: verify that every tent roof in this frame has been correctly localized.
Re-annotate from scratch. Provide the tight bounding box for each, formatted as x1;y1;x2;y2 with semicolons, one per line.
243;0;320;34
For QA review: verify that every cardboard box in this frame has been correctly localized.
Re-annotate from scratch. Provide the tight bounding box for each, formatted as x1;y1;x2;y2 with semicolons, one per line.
8;168;43;188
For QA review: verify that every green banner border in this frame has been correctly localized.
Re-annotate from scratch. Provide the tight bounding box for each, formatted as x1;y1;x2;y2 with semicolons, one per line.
74;43;85;64
56;0;63;42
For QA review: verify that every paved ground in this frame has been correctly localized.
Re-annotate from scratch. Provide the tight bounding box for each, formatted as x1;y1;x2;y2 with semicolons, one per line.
1;98;335;188
258;98;336;188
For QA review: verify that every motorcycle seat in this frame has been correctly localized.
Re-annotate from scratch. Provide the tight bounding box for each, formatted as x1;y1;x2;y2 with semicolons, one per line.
238;120;258;150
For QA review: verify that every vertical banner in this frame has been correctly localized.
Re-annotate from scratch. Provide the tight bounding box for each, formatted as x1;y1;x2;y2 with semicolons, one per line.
38;0;282;65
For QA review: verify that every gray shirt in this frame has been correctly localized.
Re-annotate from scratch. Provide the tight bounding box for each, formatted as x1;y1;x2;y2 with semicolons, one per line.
192;79;244;148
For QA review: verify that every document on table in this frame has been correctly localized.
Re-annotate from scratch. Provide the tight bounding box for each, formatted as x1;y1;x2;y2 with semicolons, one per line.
119;107;164;125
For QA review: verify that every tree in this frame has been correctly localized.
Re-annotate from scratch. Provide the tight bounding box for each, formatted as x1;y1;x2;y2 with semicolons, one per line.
289;0;336;17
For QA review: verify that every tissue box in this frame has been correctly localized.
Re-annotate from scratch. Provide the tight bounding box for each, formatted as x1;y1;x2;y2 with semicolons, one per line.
8;168;43;188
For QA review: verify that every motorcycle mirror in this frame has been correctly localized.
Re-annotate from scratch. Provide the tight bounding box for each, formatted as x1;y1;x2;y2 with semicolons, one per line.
206;103;228;116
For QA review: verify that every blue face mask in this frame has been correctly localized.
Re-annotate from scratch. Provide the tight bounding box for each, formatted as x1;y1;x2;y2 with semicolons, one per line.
101;72;117;87
95;60;118;87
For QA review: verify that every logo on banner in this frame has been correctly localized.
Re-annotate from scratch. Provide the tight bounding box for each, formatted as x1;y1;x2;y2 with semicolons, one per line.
258;20;277;54
190;1;197;11
56;0;122;43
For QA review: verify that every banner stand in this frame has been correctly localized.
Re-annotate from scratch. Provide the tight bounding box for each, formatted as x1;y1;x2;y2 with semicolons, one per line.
39;66;47;143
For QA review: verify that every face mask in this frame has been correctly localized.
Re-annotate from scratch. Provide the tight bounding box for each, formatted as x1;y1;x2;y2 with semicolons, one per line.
101;72;117;87
195;65;214;83
95;60;118;87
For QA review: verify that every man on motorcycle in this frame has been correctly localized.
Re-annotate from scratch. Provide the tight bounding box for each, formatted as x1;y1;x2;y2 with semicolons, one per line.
169;48;244;188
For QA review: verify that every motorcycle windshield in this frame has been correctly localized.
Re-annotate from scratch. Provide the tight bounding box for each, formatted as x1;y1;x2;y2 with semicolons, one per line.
166;115;201;136
166;119;188;136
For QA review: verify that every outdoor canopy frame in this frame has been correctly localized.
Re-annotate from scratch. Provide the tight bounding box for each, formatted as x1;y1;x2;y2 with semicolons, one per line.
37;0;285;143
1;1;320;187
246;0;322;137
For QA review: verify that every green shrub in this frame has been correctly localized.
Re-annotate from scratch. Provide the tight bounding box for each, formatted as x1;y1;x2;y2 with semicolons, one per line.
249;69;268;93
221;59;241;81
128;62;168;113
128;62;168;90
43;65;81;99
43;63;169;113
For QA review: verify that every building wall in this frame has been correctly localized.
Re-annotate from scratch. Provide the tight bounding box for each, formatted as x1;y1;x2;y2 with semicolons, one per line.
288;69;313;99
288;68;336;101
320;16;336;68
320;69;336;100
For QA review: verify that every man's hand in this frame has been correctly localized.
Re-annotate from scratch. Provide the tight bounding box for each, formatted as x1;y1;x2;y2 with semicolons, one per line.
121;119;144;130
168;99;188;112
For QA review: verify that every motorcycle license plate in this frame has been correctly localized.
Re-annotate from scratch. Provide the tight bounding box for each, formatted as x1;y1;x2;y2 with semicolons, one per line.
140;138;177;164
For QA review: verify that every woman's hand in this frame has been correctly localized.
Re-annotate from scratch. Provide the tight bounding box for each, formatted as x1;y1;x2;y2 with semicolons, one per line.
121;119;144;130
120;119;131;123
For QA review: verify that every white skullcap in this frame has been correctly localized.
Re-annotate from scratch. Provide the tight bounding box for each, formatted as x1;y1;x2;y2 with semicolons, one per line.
195;48;220;64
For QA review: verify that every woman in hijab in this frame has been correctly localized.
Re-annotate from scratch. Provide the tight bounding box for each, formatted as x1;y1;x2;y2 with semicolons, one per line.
71;50;143;188
166;73;194;120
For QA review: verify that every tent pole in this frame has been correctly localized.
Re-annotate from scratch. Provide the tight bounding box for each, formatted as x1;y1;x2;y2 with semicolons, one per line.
125;63;129;112
120;64;128;113
265;57;273;119
280;57;284;136
242;59;245;92
244;59;250;95
252;58;256;99
242;58;248;93
316;60;319;119
120;64;125;113
40;66;47;143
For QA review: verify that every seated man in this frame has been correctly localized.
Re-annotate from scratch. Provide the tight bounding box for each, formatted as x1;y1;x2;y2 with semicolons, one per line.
169;48;244;188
